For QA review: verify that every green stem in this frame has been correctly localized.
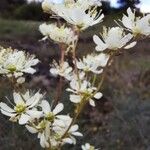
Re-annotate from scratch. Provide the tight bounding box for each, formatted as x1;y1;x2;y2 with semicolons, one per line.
60;102;84;139
96;54;114;92
92;74;97;86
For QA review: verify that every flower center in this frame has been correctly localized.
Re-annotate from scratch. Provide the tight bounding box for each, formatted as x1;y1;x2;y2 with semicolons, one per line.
15;104;26;113
37;120;47;131
7;64;16;72
90;146;95;150
54;133;61;140
58;28;65;36
133;26;141;36
83;90;92;98
46;112;55;122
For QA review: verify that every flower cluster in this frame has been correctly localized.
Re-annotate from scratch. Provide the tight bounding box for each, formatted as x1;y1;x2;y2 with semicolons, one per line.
42;0;102;15
50;61;73;80
67;73;102;107
39;23;77;46
42;0;104;30
0;46;39;83
0;90;43;124
0;90;82;148
76;53;110;74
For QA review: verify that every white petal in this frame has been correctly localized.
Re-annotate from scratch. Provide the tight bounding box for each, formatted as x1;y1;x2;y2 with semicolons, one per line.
70;95;81;103
27;59;39;66
124;41;137;49
69;136;77;145
14;72;23;78
13;92;24;104
72;131;83;137
69;124;78;132
56;115;71;121
26;110;43;119
93;35;107;51
19;114;30;125
26;125;38;134
94;92;103;99
1;109;16;117
63;138;73;144
40;132;49;148
17;77;25;84
53;103;64;115
89;99;96;107
22;68;36;74
40;100;51;114
27;92;42;108
53;119;65;127
50;68;58;76
0;102;15;112
85;143;91;149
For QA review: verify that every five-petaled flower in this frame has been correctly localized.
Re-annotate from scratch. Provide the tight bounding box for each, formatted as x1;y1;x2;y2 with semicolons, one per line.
67;77;102;107
93;27;136;52
50;61;73;80
119;7;150;36
76;53;110;74
42;0;104;30
0;47;39;78
39;23;77;46
0;91;43;125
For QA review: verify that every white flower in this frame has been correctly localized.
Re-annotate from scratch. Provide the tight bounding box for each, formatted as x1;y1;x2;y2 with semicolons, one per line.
42;0;102;14
93;27;136;51
26;120;51;148
67;78;102;107
0;90;43;125
58;7;104;30
37;121;51;148
53;117;83;145
76;53;110;74
81;143;98;150
39;23;77;45
26;100;71;148
62;124;83;144
40;100;70;124
0;47;39;78
26;102;80;148
119;7;150;36
50;61;73;80
42;0;104;30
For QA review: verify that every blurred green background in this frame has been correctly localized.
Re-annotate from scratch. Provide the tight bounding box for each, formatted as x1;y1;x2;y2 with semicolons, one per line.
0;0;150;150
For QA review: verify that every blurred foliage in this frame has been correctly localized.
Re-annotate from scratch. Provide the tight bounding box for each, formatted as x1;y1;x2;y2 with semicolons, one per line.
117;0;140;8
0;0;142;21
0;18;41;42
0;0;25;11
13;3;43;21
0;2;48;21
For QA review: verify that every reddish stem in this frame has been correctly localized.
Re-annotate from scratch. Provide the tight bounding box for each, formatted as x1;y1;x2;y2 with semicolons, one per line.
54;44;65;106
